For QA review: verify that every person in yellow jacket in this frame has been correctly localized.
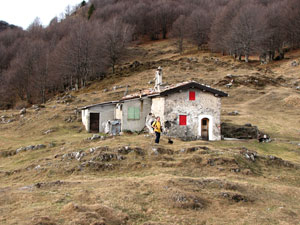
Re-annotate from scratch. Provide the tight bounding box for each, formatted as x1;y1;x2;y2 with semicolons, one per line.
152;116;162;144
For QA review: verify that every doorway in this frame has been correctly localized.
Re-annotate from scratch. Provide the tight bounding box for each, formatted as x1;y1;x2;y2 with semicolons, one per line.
201;118;209;140
90;113;100;133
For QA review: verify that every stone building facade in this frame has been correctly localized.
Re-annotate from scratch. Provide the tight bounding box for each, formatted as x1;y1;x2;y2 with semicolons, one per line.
81;80;227;141
81;67;227;140
154;88;221;140
149;82;225;140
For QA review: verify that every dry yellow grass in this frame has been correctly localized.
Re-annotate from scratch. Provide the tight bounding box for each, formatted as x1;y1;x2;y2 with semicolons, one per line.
0;39;300;225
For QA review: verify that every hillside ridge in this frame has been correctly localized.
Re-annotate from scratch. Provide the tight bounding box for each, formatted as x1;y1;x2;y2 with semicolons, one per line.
0;40;300;225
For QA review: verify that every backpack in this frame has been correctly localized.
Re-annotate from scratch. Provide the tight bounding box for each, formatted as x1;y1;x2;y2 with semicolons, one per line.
151;121;156;130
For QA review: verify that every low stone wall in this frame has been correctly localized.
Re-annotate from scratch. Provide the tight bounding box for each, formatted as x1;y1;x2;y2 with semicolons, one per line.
221;123;260;139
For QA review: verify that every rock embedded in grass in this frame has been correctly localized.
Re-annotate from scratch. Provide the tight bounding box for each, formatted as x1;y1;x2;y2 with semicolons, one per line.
19;108;26;115
228;110;239;115
15;144;46;154
151;147;173;155
87;134;106;141
291;60;299;67
240;147;258;162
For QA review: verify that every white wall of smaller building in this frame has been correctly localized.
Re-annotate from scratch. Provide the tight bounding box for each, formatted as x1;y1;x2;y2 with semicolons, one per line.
151;97;165;119
81;104;116;133
116;104;123;120
121;98;152;132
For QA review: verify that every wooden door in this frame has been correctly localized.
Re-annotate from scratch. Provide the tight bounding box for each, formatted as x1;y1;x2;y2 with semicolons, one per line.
201;118;209;140
90;113;100;133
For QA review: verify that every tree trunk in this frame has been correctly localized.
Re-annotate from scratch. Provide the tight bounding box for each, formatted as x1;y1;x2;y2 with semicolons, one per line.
75;78;79;91
70;75;73;89
245;54;249;63
278;48;285;59
41;88;46;104
178;38;183;54
112;64;115;74
162;27;167;39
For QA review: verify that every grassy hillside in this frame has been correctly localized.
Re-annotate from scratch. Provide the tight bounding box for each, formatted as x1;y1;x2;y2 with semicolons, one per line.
0;40;300;225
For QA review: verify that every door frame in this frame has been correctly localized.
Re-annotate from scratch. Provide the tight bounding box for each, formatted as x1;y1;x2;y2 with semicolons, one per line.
201;118;209;140
89;112;100;133
198;115;213;141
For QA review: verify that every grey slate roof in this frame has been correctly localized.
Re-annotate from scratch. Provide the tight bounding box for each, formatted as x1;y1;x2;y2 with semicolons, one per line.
81;81;228;110
80;101;120;110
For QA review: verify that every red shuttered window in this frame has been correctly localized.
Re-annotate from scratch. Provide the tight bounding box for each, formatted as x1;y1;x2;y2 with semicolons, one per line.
179;115;187;126
189;91;195;101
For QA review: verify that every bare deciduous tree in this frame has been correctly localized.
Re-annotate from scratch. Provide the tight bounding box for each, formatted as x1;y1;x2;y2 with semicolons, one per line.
186;9;212;50
227;4;269;62
1;0;300;108
171;15;187;54
153;1;177;39
102;18;133;73
210;0;244;55
283;0;300;49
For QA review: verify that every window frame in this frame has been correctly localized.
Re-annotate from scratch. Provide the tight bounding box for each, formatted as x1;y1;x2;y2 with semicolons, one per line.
179;115;187;126
128;107;140;120
189;91;196;101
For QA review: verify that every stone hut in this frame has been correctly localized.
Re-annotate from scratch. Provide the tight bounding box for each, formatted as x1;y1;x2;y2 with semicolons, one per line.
81;101;119;133
81;68;228;140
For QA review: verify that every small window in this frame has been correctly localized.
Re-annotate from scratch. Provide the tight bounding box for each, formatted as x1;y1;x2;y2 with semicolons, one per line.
189;91;195;101
128;107;140;120
179;115;187;126
202;119;207;126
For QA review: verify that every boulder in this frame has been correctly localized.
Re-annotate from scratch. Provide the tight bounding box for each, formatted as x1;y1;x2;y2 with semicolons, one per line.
6;119;14;123
130;60;141;69
291;60;299;67
19;108;26;115
31;105;40;111
34;165;41;170
91;134;101;140
117;146;132;154
75;151;86;161
62;151;85;161
33;144;46;150
16;144;46;154
16;147;26;154
151;147;173;155
25;145;35;151
221;123;260;139
225;83;233;88
240;147;258;162
228;111;239;116
43;129;54;135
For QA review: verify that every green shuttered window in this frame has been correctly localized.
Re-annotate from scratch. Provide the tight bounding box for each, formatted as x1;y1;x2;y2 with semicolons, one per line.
128;107;140;120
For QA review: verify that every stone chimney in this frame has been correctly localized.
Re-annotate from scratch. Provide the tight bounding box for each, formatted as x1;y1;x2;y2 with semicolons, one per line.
154;66;163;92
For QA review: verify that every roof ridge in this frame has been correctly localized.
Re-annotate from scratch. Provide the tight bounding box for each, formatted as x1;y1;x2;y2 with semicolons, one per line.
82;81;228;109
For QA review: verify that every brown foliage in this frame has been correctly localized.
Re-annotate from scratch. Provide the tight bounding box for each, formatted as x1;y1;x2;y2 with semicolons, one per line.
1;0;300;108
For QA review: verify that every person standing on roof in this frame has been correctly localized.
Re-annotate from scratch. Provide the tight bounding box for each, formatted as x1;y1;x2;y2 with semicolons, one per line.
152;116;162;144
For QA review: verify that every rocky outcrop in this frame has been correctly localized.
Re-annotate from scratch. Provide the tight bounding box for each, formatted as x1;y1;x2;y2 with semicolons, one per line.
221;123;260;139
16;144;46;154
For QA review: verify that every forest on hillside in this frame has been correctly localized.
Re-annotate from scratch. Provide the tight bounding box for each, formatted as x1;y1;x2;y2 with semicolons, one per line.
0;0;300;108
